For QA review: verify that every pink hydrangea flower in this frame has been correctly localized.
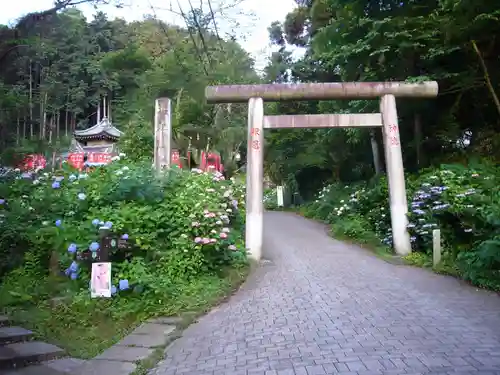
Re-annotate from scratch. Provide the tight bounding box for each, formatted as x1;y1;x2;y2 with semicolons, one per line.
220;232;228;239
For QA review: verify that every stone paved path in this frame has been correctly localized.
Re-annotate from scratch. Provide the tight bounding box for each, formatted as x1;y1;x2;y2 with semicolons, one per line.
150;211;500;375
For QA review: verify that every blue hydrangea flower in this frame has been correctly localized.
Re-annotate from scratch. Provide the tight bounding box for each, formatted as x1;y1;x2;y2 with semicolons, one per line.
77;193;86;200
52;181;60;189
89;242;99;252
111;285;117;295
70;272;78;280
64;268;71;276
121;234;129;240
0;199;5;205
68;243;77;253
69;261;78;272
104;221;113;229
118;279;129;291
92;219;100;226
55;219;62;227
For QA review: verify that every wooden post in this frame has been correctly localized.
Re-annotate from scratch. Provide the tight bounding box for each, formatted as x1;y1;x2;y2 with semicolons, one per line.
246;97;264;261
154;98;171;171
433;229;441;266
380;95;411;255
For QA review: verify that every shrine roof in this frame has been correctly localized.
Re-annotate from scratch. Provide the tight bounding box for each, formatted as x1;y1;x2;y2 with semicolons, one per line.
74;117;122;139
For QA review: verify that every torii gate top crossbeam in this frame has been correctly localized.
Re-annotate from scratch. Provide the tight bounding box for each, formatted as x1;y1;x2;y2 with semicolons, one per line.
205;81;438;104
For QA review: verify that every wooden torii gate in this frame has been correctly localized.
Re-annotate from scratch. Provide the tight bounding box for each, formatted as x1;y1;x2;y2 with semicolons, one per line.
205;82;439;261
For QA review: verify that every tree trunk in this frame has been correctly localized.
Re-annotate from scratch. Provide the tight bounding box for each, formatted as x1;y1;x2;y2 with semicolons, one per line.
29;59;33;138
414;113;423;167
16;113;20;146
108;96;111;122
370;129;382;175
97;97;101;122
22;115;26;140
471;40;500;117
48;116;53;144
56;112;60;139
65;107;69;137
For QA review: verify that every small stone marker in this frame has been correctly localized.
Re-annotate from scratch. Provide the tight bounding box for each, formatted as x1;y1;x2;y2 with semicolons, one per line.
277;186;284;207
433;229;441;266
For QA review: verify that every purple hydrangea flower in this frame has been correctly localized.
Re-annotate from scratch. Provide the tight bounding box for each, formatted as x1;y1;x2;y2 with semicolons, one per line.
0;199;5;205
68;243;77;253
52;181;60;189
111;285;117;295
118;279;129;291
69;261;78;273
121;234;129;240
70;272;78;280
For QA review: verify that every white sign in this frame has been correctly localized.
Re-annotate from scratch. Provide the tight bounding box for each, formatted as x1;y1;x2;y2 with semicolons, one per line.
90;262;112;298
277;186;284;207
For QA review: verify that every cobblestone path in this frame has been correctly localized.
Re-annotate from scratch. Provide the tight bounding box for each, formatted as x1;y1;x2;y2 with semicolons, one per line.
151;211;500;375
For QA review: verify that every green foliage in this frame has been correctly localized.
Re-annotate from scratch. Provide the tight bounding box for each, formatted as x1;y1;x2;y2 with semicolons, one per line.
301;162;500;290
263;0;500;200
0;159;247;318
0;8;258;164
263;187;278;210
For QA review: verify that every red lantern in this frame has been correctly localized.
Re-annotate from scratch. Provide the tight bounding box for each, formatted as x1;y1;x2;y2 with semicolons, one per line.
67;153;85;170
18;154;47;171
171;150;182;168
87;153;112;164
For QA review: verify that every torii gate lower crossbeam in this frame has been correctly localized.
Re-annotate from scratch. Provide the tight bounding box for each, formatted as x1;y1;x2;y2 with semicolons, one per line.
205;82;439;261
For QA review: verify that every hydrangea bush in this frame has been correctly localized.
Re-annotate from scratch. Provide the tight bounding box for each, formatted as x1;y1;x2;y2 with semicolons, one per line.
301;162;500;289
0;156;247;309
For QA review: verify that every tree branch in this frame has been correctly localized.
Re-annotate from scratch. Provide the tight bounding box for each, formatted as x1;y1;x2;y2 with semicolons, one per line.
471;39;500;117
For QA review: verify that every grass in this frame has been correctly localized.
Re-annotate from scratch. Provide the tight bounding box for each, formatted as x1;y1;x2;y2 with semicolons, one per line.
1;264;250;360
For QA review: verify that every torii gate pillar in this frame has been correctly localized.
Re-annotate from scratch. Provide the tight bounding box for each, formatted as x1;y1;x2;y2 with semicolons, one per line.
245;98;264;260
206;82;438;260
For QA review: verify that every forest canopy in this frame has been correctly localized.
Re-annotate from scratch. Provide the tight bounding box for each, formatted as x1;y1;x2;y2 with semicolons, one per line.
0;2;257;169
